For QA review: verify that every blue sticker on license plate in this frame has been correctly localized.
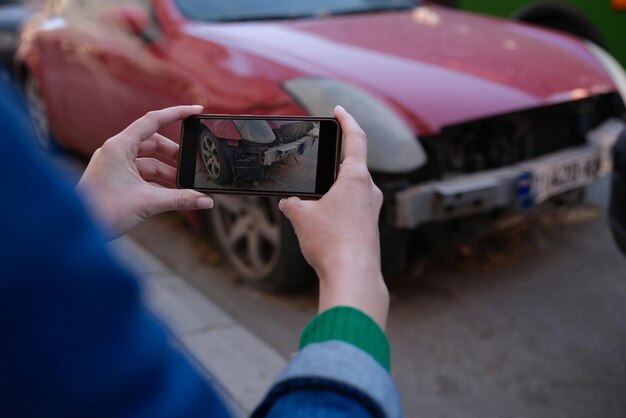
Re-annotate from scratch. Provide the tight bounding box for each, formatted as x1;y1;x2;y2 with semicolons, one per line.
516;172;534;208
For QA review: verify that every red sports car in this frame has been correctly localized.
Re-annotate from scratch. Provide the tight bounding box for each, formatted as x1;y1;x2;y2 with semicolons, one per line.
16;0;626;290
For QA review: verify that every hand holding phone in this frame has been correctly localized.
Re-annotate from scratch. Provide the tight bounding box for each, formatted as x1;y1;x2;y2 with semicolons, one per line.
177;115;342;198
78;106;214;239
278;106;389;329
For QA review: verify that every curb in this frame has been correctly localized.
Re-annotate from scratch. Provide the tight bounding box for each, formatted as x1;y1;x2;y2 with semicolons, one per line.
109;237;288;416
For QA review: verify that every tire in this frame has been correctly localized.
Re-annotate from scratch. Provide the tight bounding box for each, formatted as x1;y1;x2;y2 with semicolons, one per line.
204;195;316;292
379;219;410;273
23;75;57;152
513;2;605;47
199;127;233;185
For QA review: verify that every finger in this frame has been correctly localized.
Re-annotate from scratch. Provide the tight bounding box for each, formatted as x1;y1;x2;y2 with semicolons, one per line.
334;106;367;165
135;157;177;187
122;105;204;146
150;187;214;212
138;133;180;162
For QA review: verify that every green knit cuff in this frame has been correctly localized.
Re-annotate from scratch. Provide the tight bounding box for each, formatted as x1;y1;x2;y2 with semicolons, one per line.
299;306;391;371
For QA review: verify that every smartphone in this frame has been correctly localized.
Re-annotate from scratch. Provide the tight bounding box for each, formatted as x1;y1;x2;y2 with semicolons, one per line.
177;115;342;198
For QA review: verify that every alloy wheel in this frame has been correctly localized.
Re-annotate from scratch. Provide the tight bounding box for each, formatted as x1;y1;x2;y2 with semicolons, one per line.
209;195;282;281
200;131;222;179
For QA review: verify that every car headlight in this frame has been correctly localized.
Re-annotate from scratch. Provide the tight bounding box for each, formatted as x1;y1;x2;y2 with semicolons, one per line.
0;29;18;53
586;41;626;104
282;77;426;173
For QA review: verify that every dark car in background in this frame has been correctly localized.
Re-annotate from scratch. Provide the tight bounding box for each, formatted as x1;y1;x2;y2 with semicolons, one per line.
610;128;626;255
16;0;626;291
0;0;32;69
433;0;626;67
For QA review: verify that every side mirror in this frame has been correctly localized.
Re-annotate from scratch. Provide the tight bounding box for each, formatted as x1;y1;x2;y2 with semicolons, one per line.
98;5;151;38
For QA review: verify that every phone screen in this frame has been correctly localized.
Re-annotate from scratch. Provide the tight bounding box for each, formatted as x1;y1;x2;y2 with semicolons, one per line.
177;115;341;197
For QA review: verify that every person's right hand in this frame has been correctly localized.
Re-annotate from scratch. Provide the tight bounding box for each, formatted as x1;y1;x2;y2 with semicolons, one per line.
278;106;389;330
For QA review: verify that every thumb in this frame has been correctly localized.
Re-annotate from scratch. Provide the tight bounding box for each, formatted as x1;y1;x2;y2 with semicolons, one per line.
278;196;304;222
150;188;214;214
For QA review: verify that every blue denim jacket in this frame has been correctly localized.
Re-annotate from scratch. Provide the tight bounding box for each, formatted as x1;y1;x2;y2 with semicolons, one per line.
0;71;402;418
253;341;402;418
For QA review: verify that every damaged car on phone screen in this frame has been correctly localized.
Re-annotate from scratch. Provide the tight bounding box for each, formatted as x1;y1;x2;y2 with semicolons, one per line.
16;0;626;290
198;118;317;185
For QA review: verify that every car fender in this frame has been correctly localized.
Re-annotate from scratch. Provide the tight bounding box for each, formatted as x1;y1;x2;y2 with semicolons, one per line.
234;119;276;144
202;119;241;141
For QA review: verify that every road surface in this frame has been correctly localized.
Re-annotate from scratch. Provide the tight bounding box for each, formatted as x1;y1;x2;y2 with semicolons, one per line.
128;178;626;417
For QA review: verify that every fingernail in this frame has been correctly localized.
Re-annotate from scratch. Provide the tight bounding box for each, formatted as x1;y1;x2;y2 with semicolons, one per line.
278;199;285;211
335;105;345;113
196;196;214;209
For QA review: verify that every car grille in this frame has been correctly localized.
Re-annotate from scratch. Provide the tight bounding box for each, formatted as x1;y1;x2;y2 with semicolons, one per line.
418;93;625;179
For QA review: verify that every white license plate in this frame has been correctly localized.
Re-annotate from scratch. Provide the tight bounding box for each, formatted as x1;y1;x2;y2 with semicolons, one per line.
530;152;602;204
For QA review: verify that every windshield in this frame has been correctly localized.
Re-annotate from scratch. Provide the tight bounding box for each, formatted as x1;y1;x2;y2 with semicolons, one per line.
175;0;419;22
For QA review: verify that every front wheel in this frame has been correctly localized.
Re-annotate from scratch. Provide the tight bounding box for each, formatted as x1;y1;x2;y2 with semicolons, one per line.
205;195;316;292
199;127;233;185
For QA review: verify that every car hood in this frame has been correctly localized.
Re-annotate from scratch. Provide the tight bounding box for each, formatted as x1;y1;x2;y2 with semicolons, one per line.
183;6;615;134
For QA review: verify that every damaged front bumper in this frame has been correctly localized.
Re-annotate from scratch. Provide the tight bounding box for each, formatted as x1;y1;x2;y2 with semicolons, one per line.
391;118;626;229
259;135;316;166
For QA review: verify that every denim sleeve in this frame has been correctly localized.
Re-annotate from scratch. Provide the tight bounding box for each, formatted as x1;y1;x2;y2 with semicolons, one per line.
252;341;403;418
0;73;234;418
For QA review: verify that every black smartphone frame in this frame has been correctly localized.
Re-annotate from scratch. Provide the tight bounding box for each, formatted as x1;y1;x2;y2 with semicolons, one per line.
177;114;342;198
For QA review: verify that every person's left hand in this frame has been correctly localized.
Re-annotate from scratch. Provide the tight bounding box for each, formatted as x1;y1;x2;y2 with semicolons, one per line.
77;105;214;239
